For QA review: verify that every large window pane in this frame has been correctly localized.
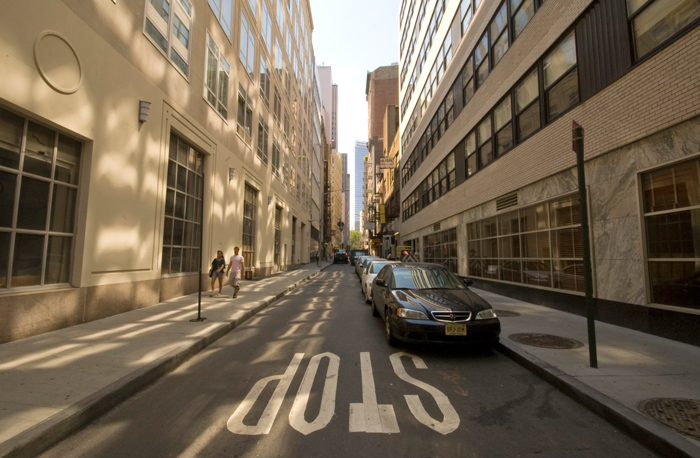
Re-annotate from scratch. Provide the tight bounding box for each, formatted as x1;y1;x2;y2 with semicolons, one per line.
543;32;577;88
516;70;539;111
45;236;72;284
649;261;700;308
0;108;23;170
50;185;76;233
23;122;54;178
55;135;81;184
0;171;17;228
17;177;49;230
631;0;700;59
12;233;44;287
646;210;700;258
513;0;535;39
546;68;579;121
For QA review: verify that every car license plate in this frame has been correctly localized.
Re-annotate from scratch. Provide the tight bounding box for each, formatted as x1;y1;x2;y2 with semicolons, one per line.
445;324;466;336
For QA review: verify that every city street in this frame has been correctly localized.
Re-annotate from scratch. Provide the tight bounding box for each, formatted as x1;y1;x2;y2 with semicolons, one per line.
38;265;657;458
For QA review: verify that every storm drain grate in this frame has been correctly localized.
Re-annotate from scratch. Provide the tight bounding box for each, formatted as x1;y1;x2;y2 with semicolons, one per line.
508;333;583;349
639;398;700;439
495;310;520;317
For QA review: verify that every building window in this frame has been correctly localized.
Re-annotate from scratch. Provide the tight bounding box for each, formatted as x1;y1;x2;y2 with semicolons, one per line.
259;58;270;106
423;228;458;273
208;0;232;38
273;89;281;125
243;183;257;271
461;0;474;35
145;0;193;75
543;31;579;122
512;0;536;39
642;158;700;309
237;84;253;145
240;12;256;80
467;194;583;291
477;116;493;169
465;131;477;178
257;115;269;165
272;137;281;177
0;108;81;288
248;0;257;18
162;133;204;275
474;33;489;87
628;0;700;60
462;56;475;106
515;69;540;141
274;205;282;267
494;95;513;156
204;32;229;119
490;3;509;67
261;2;273;51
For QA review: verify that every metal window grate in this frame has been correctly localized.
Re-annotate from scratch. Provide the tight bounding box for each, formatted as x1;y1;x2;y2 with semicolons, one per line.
496;192;518;211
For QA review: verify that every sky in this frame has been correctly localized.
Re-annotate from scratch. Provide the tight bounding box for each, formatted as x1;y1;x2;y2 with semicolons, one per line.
308;0;400;221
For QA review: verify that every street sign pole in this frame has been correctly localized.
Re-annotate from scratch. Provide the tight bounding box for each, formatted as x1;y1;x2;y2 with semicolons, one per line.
573;121;597;368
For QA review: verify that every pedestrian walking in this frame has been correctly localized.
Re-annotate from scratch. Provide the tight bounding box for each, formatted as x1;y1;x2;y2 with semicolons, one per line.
209;250;226;296
226;246;245;298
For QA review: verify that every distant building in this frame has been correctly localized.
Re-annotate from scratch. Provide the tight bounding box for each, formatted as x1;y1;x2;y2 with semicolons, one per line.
317;66;338;150
353;141;368;231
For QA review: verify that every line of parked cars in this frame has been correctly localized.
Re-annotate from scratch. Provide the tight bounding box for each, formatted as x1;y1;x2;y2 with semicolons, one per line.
352;254;501;348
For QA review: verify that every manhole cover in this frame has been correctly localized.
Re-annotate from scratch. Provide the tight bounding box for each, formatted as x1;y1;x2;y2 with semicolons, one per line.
495;310;520;317
639;398;700;439
508;333;583;349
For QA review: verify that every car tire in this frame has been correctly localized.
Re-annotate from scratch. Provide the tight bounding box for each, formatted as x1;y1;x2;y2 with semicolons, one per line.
385;312;397;347
371;295;379;317
365;289;371;304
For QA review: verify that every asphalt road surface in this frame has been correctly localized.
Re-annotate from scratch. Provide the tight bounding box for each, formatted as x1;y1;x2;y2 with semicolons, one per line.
40;264;658;457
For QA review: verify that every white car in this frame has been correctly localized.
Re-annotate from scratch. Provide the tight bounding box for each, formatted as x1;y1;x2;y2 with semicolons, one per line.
356;255;380;278
362;260;399;303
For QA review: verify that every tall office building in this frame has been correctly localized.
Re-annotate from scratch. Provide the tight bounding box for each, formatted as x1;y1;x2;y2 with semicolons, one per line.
0;0;321;342
396;0;700;344
354;141;368;231
317;66;338;150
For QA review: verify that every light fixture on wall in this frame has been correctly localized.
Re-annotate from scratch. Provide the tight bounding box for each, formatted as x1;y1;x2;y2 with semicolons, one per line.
229;167;235;183
138;100;151;123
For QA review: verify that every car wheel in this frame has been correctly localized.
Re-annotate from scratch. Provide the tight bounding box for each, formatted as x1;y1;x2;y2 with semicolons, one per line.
365;289;371;304
371;294;379;317
384;311;397;347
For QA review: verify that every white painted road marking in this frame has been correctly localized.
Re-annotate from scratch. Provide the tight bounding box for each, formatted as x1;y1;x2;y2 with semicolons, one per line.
289;352;339;435
227;353;304;435
228;352;459;435
349;352;400;434
390;352;460;435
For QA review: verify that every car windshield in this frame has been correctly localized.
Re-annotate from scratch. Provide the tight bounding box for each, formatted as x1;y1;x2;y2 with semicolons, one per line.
391;266;466;290
369;262;390;274
337;249;346;254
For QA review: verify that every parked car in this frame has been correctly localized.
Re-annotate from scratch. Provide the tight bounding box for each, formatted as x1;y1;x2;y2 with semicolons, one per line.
356;255;380;278
350;249;369;266
362;260;399;303
500;260;552;286
370;263;500;347
333;249;349;264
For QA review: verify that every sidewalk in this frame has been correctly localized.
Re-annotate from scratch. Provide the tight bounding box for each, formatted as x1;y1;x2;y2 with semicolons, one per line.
475;288;700;458
0;266;698;457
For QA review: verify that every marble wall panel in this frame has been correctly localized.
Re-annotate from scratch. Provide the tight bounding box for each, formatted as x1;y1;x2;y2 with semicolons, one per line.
595;259;646;305
592;216;643;263
636;117;700;171
589;171;639;223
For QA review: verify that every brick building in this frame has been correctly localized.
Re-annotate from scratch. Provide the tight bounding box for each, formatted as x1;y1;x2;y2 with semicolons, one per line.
398;0;700;345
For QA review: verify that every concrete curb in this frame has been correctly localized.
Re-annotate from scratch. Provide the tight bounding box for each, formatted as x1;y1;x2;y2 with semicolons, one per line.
1;265;331;458
497;339;700;458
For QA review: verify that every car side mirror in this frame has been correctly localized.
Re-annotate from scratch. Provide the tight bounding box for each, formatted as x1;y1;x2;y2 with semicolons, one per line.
458;276;473;287
375;279;386;287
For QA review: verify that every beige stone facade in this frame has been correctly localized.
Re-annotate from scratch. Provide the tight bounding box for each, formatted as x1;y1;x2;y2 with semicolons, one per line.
0;0;322;343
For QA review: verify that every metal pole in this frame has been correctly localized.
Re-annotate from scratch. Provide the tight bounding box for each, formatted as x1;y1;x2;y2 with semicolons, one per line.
574;125;596;367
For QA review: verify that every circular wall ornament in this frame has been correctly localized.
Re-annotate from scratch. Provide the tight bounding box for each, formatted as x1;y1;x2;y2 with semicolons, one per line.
34;31;83;94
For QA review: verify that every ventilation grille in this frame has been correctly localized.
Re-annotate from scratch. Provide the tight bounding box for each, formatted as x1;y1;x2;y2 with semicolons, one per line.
496;193;518;211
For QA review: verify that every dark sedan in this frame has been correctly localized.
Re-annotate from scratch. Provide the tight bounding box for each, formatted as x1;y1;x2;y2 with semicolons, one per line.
370;263;500;347
333;249;349;264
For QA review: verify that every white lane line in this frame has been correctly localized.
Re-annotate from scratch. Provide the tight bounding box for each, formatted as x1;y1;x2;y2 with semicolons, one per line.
289;352;340;435
390;352;460;435
227;353;304;435
349;352;400;434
